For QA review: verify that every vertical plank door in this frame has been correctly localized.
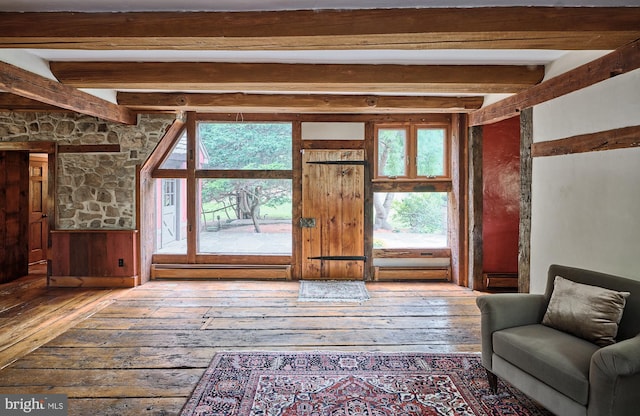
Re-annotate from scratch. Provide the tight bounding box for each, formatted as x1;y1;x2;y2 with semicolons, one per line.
29;155;48;264
0;151;29;283
301;149;365;279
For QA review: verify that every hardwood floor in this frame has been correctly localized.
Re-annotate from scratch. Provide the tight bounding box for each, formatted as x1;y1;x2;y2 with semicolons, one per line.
0;272;482;416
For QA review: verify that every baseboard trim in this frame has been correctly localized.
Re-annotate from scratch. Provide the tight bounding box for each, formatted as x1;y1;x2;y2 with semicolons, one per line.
48;275;139;288
373;266;451;281
151;264;291;280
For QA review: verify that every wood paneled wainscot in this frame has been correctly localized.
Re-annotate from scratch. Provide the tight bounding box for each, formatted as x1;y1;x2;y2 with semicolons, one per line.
50;230;138;287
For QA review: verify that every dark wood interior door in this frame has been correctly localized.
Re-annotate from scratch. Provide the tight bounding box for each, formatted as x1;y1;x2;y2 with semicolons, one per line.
0;151;29;282
301;149;365;280
29;155;48;264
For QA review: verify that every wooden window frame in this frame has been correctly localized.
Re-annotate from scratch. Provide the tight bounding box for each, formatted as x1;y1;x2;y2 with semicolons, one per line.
413;124;450;179
141;112;463;283
150;114;295;264
372;121;454;268
374;122;450;182
374;124;410;179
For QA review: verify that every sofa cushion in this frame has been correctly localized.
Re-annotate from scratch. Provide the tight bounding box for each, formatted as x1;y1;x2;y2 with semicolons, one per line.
493;324;600;405
542;275;629;346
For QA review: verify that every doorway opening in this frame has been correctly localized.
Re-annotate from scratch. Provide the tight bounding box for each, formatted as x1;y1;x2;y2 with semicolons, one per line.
29;153;49;265
0;142;55;284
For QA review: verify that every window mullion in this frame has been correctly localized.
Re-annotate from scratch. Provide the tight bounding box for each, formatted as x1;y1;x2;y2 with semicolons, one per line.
408;125;417;179
186;112;197;263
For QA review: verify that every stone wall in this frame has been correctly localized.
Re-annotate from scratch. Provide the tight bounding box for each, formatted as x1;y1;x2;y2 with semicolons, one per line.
0;112;174;229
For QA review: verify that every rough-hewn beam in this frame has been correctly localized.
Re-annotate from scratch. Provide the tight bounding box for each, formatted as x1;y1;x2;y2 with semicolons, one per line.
1;8;638;50
519;108;533;294
470;39;640;126
141;117;186;173
0;61;136;125
0;141;56;153
57;145;121;153
52;62;544;94
531;125;640;158
117;92;484;113
467;125;483;291
0;93;67;112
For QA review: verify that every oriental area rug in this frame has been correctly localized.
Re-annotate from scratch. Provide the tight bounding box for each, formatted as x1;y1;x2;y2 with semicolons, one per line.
180;352;552;416
298;281;370;303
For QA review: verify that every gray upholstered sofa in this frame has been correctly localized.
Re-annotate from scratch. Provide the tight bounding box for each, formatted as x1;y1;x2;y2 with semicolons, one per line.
476;264;640;416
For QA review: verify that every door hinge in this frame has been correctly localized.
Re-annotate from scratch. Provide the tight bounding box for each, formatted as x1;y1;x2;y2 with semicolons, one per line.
307;256;367;262
306;160;367;166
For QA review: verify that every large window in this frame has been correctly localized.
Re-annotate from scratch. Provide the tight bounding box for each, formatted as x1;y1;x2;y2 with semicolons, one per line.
373;192;448;248
152;121;293;257
196;122;293;255
199;178;292;254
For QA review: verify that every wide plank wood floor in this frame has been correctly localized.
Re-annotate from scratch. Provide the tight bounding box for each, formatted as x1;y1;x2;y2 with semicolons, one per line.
0;271;482;416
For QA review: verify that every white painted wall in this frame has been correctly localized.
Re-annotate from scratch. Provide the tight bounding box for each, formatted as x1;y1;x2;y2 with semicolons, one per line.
301;122;365;140
529;68;640;293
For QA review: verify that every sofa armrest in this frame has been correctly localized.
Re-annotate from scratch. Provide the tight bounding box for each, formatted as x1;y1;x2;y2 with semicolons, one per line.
476;294;547;371
589;335;640;416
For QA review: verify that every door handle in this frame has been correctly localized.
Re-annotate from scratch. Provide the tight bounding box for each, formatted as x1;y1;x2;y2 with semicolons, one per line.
300;218;316;228
42;214;48;218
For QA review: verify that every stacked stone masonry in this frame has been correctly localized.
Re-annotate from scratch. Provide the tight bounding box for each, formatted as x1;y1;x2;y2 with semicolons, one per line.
0;112;174;229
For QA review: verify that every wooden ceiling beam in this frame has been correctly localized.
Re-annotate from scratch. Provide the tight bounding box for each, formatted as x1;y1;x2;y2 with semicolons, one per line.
0;93;68;112
51;62;544;94
1;8;638;50
470;39;640;126
117;92;484;113
0;61;137;124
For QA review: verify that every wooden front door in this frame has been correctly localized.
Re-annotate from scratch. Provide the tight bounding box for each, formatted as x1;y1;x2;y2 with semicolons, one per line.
29;154;48;264
301;149;365;280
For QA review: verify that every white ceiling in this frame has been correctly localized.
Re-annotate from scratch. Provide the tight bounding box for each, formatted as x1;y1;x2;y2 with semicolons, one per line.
27;49;567;66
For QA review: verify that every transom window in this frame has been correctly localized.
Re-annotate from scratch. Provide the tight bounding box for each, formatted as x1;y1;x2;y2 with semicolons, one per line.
197;122;292;170
375;124;448;179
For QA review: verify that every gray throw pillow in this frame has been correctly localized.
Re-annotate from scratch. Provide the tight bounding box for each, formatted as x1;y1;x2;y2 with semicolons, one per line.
542;275;630;346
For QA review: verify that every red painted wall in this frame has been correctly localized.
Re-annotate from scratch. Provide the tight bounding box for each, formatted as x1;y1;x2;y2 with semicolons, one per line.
482;116;520;273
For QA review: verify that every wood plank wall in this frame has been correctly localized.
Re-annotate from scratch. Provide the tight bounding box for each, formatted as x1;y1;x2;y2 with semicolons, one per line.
0;151;29;283
49;230;139;287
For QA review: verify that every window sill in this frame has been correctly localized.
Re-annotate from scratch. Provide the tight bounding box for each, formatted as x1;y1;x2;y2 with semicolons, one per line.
372;179;452;192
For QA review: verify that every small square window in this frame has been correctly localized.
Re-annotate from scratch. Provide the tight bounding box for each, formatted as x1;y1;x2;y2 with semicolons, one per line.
377;128;407;178
417;128;446;177
375;124;448;180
